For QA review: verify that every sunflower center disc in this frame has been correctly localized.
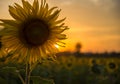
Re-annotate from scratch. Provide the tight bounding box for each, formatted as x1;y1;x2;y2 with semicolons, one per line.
23;19;50;46
109;63;116;69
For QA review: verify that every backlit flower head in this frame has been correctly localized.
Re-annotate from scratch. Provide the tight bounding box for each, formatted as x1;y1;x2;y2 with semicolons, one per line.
106;60;118;73
0;0;68;64
109;62;116;69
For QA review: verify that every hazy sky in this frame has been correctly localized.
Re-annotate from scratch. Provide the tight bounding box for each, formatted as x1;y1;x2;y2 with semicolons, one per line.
0;0;120;52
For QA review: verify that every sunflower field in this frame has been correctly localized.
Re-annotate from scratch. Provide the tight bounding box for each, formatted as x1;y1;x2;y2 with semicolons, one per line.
0;0;120;84
0;55;120;84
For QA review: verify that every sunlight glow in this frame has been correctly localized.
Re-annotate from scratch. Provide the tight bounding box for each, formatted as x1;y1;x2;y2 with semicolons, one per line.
54;44;59;49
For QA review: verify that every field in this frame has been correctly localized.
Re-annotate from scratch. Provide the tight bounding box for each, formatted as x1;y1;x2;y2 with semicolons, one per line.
0;55;120;84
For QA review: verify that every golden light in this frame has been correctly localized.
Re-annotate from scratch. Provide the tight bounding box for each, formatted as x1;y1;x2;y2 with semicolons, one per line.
54;44;59;49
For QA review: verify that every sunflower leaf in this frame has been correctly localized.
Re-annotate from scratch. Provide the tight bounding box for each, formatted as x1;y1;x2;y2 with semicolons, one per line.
31;76;55;84
0;66;17;73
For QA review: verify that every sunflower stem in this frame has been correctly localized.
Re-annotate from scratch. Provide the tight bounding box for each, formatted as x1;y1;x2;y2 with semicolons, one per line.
17;71;25;84
25;63;31;84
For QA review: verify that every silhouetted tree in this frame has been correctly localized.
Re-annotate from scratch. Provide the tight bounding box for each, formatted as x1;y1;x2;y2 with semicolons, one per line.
75;43;82;52
74;42;82;57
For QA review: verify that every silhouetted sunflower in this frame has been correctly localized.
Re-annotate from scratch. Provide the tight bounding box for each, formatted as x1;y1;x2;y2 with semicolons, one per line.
109;62;116;69
0;0;68;64
106;60;118;73
62;56;76;70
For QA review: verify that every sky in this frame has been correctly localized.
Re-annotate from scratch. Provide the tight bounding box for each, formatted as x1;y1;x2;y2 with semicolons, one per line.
0;0;120;53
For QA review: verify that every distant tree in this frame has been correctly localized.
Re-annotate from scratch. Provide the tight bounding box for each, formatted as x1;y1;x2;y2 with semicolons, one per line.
75;42;82;53
74;42;82;57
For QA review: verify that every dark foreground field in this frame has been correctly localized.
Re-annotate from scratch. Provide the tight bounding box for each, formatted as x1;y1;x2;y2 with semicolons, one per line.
0;55;120;84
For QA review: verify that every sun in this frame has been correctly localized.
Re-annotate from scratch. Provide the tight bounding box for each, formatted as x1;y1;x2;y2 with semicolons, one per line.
54;44;59;49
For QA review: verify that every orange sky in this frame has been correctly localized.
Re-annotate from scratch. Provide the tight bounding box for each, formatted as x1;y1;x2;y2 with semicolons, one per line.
0;0;120;53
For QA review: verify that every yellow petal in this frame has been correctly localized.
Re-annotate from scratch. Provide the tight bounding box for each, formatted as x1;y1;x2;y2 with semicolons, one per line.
52;28;68;34
47;9;61;22
0;19;18;26
9;6;22;21
22;0;32;14
47;7;58;15
41;3;49;17
38;0;47;17
57;34;67;40
54;18;66;25
33;0;39;15
14;3;27;19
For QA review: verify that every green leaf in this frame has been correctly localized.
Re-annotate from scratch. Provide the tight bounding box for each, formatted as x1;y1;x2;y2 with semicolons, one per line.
1;66;17;72
31;76;55;84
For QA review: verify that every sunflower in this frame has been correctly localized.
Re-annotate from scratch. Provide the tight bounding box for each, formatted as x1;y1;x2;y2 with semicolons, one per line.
0;0;68;64
106;60;118;73
59;56;76;70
